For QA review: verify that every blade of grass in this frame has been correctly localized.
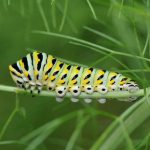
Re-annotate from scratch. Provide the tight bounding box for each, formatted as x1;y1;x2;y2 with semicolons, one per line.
112;1;150;17
135;132;150;149
51;0;55;5
32;30;150;63
24;110;82;150
21;110;82;143
89;53;114;67
69;41;141;80
59;0;69;32
118;118;135;150
36;0;50;32
90;95;150;150
8;0;10;5
84;26;123;46
25;126;57;150
143;33;149;56
86;0;97;20
57;2;78;34
0;94;20;140
65;112;89;150
51;0;57;29
0;140;24;145
26;48;86;67
118;0;124;18
48;138;84;150
57;56;87;68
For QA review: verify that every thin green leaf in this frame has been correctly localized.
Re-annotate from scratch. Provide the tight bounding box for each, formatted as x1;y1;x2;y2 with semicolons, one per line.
32;30;150;63
65;112;89;150
90;95;150;150
86;0;97;20
0;94;20;140
37;0;50;32
84;26;123;46
21;110;82;143
59;0;69;32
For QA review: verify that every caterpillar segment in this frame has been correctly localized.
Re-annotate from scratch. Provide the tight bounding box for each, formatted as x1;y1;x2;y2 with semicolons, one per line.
9;51;139;102
46;59;64;92
68;66;83;96
55;64;72;99
32;52;48;93
94;69;108;94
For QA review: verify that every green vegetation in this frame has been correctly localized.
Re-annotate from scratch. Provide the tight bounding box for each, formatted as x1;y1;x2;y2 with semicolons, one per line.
0;0;150;150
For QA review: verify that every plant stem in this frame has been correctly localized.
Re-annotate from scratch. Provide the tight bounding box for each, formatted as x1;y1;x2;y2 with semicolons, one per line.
0;94;20;140
0;84;146;100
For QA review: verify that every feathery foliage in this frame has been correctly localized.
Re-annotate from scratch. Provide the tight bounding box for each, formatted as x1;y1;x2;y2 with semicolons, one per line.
0;0;150;150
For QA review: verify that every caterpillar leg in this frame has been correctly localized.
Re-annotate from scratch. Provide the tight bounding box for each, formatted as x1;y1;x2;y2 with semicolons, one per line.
81;85;93;103
84;85;94;94
128;96;138;101
97;85;108;94
84;98;92;103
70;85;81;96
109;85;117;91
70;98;79;102
23;77;30;89
47;82;56;91
36;82;43;94
118;97;138;102
56;97;64;102
69;86;81;102
55;85;67;97
97;98;107;104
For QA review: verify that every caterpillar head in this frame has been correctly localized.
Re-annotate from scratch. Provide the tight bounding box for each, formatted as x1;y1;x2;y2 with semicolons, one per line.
123;81;139;93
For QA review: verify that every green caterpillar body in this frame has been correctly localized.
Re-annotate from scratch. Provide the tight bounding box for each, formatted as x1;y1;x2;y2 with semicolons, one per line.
9;51;139;103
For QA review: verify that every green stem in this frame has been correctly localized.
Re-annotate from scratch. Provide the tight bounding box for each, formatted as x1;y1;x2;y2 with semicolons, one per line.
0;94;20;140
0;84;146;100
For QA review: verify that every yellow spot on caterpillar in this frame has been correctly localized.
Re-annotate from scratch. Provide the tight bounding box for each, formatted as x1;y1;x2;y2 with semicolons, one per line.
87;70;92;74
33;52;40;65
24;71;28;77
83;79;88;84
75;67;80;74
34;70;38;76
44;56;53;71
99;70;104;75
9;65;13;72
50;76;55;81
72;79;77;84
44;75;48;80
59;80;65;84
19;60;25;69
120;81;125;85
110;80;115;85
9;65;22;77
111;72;117;76
97;80;103;84
56;63;61;70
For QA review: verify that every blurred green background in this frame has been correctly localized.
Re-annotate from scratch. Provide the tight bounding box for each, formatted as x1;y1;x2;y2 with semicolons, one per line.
0;0;150;150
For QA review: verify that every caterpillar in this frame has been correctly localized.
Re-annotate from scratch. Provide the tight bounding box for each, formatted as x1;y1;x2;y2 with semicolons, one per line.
9;51;139;103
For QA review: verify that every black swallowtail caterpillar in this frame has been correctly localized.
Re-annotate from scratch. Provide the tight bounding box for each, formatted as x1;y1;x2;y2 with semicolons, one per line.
9;51;139;103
